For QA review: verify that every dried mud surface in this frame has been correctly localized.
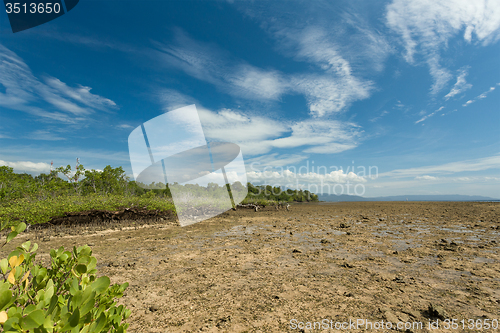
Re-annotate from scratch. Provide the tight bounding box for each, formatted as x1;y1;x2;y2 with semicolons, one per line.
5;202;500;332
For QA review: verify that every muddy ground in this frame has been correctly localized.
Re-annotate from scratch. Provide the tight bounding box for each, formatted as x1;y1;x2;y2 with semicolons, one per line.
4;202;500;332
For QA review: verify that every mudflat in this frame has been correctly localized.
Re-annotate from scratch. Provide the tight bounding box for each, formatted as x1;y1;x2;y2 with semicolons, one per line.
6;202;500;332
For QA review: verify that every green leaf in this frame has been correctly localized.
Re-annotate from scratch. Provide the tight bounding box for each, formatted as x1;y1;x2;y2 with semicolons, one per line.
91;312;106;333
59;253;69;262
15;222;26;234
0;289;12;311
87;257;97;271
69;308;80;328
47;295;58;315
75;264;87;275
80;295;96;317
23;304;36;316
70;278;79;295
77;255;91;266
21;241;31;251
3;316;20;331
45;280;54;300
91;276;110;295
43;315;53;329
0;259;8;275
20;309;44;330
71;290;83;309
30;243;38;253
6;231;18;244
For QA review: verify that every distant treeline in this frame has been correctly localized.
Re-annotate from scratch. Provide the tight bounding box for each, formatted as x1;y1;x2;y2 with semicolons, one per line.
0;165;318;203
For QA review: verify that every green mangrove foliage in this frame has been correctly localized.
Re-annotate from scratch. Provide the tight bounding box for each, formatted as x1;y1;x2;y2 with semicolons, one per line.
0;164;318;227
0;224;130;332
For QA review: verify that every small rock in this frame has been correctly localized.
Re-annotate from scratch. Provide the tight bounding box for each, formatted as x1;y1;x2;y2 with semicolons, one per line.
320;239;330;244
292;249;302;253
428;303;447;320
384;311;399;324
149;305;159;312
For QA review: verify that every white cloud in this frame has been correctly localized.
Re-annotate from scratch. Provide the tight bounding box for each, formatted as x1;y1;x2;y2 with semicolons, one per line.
158;89;198;112
386;0;500;93
370;110;389;122
0;44;117;123
0;160;51;173
196;106;362;156
415;106;444;123
415;175;438;180
462;85;497;106
154;31;287;102
444;67;472;100
44;77;116;111
228;65;287;100
155;29;374;117
27;130;66;141
381;155;500;178
247;168;367;187
478;86;495;98
246;153;308;168
116;124;134;130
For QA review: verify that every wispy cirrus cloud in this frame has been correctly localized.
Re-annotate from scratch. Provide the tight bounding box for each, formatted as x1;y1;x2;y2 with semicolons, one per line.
197;106;362;156
415;106;444;124
462;84;498;107
386;0;500;94
154;31;288;102
380;155;500;178
444;67;472;100
156;90;363;158
155;28;375;117
0;44;117;123
26;130;66;141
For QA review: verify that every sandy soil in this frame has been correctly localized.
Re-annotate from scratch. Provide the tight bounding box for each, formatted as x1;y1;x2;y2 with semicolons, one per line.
4;202;500;332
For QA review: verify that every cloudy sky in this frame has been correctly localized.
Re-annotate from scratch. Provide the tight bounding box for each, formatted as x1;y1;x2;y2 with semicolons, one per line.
0;0;499;198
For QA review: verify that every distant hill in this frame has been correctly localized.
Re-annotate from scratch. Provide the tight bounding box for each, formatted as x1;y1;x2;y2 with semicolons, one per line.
318;194;500;202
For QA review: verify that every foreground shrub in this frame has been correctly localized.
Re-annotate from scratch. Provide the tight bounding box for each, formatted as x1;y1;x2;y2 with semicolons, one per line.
0;223;131;332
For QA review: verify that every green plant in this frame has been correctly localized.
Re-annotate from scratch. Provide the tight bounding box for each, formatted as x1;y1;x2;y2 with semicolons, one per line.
0;223;131;332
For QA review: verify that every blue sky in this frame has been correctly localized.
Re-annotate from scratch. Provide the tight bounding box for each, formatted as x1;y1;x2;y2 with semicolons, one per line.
0;0;499;198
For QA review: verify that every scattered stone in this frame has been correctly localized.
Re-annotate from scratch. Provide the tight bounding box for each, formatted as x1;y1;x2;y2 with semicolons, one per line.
292;249;302;253
427;303;447;320
384;311;399;324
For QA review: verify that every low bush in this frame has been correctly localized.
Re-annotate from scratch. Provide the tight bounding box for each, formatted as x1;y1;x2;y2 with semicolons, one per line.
0;223;131;332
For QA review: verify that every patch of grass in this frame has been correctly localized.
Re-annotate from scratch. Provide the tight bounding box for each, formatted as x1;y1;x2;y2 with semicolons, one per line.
0;193;176;226
240;197;278;206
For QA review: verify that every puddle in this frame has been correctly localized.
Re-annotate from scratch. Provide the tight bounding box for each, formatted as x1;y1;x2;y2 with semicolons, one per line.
438;227;474;233
472;257;496;264
391;239;420;251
